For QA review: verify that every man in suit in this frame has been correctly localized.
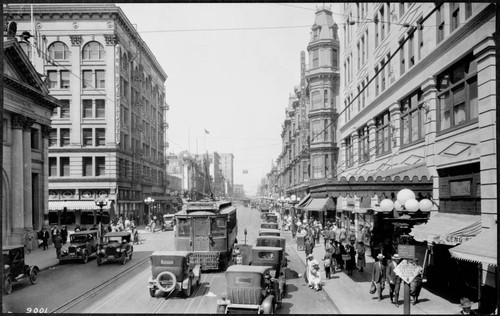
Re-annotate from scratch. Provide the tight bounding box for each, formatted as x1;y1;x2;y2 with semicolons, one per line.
372;253;386;301
386;254;402;307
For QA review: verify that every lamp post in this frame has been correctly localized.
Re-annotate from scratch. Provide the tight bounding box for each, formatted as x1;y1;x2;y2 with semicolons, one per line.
94;197;108;243
144;197;155;227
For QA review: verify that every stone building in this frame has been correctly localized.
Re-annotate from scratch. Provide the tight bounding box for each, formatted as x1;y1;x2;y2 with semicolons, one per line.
5;4;170;227
3;22;63;245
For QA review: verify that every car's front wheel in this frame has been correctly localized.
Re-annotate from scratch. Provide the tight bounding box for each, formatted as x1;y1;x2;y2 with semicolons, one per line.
182;278;192;297
29;268;38;284
82;251;89;263
3;276;13;295
121;253;128;265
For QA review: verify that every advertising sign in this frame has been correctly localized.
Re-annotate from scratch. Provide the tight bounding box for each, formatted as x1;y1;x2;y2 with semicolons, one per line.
394;259;421;284
398;244;416;259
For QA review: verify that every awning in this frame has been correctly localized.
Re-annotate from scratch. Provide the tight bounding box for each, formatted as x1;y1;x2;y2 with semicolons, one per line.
303;197;335;212
49;200;111;211
297;193;312;208
409;212;481;245
449;225;497;267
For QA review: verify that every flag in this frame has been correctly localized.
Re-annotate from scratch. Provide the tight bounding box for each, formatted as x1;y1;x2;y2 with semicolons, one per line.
204;129;210;134
242;170;248;174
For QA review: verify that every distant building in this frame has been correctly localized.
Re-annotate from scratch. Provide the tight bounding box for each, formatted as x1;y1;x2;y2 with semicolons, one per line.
219;153;234;197
233;184;245;199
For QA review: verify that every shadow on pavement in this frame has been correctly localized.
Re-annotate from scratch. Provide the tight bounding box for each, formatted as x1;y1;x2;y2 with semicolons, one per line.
283;284;298;295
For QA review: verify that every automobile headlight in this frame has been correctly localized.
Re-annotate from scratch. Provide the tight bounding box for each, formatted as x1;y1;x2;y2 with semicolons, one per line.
76;248;81;252
4;264;9;269
62;249;67;253
116;248;121;252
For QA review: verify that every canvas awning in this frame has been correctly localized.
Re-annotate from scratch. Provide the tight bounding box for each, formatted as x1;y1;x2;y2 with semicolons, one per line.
449;225;497;267
303;197;335;212
297;193;312;208
49;200;111;211
410;213;481;245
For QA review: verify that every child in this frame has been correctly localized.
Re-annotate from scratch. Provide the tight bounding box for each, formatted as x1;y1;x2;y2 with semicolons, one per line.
323;253;332;279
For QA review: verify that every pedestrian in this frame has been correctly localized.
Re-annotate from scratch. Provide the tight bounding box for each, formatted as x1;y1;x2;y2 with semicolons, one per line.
305;254;314;284
322;226;330;246
337;241;346;270
41;227;50;250
291;219;297;239
51;225;60;245
386;253;402;307
459;298;477;315
60;225;68;244
308;260;322;291
329;240;337;273
53;234;62;259
304;236;314;260
338;225;347;244
74;224;81;232
371;253;386;302
410;259;424;305
323;247;333;279
25;229;33;254
356;241;366;272
344;243;356;276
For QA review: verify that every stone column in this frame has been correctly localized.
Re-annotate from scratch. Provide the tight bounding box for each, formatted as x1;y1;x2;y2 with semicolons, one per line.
351;130;359;168
389;102;401;153
11;114;25;241
41;125;51;227
23;118;35;229
367;119;376;162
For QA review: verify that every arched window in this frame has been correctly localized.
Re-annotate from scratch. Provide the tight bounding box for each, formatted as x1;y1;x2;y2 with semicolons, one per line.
82;41;105;60
48;41;69;60
19;42;32;61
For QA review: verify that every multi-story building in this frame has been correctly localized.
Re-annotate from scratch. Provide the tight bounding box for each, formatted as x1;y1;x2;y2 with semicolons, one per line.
233;184;245;199
334;2;496;311
6;4;170;227
207;152;224;198
219;153;234;197
3;23;63;245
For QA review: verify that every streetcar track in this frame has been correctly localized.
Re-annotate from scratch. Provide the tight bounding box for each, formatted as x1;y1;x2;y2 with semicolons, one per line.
52;241;174;313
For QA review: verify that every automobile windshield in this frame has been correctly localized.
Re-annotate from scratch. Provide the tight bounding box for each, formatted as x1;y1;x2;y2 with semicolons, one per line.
177;218;192;237
71;235;89;243
107;237;122;243
2;253;10;263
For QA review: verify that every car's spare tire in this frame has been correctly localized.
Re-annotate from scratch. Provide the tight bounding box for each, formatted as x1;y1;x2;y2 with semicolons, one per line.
156;271;176;293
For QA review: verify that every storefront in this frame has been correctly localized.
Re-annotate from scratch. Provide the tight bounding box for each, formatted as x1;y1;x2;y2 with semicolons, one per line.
48;200;112;227
301;196;336;226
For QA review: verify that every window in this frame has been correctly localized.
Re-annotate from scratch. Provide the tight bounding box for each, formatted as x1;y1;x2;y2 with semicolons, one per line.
380;6;385;41
324;119;329;141
361;81;366;108
332;49;338;67
399;39;405;75
83;157;92;176
408;32;415;68
357;86;361;112
437;54;478;131
60;100;70;118
96;128;105;146
312;50;319;68
361;2;365;17
48;42;69;60
82;41;105;60
357;42;361;70
47;71;57;89
312;155;324;179
361;35;365;65
417;19;424;60
399;3;405;17
302;160;308;181
386;3;391;34
374;65;379;96
311;91;321;110
96;100;105;118
95;70;105;89
19;42;32;61
83;100;93;118
49;157;57;176
95;157;105;176
375;111;391;155
31;128;40;150
380;59;386;91
345;136;353;168
82;70;93;89
400;89;425;146
465;3;472;19
450;2;460;32
49;129;57;147
311;120;322;143
374;13;379;47
325;154;329;176
358;125;369;163
323;89;328;107
60;157;70;177
60;128;70;147
437;6;445;43
83;129;92;147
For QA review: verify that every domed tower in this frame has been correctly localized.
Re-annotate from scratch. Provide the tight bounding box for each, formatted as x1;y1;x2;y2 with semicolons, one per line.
305;4;340;180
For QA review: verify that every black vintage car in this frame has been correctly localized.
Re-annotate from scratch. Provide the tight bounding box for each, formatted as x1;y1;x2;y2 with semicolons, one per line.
96;231;133;266
3;245;39;295
59;230;99;264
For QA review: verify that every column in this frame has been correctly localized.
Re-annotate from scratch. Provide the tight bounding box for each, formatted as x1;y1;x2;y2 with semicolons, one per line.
367;119;376;162
23;118;35;229
388;102;400;153
69;35;82;146
11;114;25;238
351;131;359;167
41;125;51;227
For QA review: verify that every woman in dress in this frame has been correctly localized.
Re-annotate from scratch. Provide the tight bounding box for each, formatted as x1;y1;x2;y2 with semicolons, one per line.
356;241;366;272
344;243;356;276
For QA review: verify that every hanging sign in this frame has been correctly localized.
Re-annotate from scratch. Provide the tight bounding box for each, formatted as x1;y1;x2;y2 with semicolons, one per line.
394;259;421;284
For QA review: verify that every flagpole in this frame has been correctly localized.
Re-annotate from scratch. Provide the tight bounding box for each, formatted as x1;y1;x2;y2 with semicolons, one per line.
31;4;35;63
188;126;191;153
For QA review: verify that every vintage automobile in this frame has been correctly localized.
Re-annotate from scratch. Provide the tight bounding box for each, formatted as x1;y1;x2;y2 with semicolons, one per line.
2;245;39;295
258;228;281;237
96;232;133;266
162;214;175;231
264;213;278;224
216;265;276;314
148;251;201;298
250;246;287;306
255;236;286;258
260;222;279;230
59;230;99;264
259;205;270;219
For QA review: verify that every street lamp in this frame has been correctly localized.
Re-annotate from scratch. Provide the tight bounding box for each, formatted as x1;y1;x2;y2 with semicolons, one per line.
94;197;108;243
144;197;155;223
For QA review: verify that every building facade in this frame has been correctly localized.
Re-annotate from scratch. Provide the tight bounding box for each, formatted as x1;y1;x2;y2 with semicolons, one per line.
219;153;234;197
3;24;62;245
6;4;170;227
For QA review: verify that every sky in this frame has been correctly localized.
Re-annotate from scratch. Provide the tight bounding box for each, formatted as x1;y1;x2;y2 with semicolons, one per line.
118;3;343;196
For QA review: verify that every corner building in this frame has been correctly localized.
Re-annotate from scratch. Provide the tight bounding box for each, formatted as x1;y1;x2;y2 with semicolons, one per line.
6;4;170;227
336;3;496;311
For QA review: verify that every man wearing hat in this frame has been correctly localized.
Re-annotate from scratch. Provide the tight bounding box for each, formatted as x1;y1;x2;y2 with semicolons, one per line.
371;253;386;301
459;298;477;315
386;254;402;307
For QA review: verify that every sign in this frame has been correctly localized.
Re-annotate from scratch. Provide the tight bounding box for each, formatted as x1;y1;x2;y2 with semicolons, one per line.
394;259;421;284
398;244;416;259
450;180;471;196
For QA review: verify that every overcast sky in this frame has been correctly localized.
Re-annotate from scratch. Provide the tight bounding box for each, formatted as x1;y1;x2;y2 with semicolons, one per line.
119;3;342;196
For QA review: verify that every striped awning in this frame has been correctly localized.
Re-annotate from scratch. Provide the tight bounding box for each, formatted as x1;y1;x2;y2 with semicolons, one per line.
49;200;111;211
449;225;497;267
297;193;312;208
410;212;481;245
303;197;335;212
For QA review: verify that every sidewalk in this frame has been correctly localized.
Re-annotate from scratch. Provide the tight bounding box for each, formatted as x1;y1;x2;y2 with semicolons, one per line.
24;225;153;271
286;232;459;314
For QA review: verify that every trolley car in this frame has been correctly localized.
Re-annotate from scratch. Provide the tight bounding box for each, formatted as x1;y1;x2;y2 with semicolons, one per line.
174;200;237;271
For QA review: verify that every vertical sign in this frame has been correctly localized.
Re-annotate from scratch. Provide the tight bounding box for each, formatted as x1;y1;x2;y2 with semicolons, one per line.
115;44;121;144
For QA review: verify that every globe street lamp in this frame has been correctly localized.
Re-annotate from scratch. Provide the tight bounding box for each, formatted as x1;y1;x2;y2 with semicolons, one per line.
144;197;155;225
94;197;108;243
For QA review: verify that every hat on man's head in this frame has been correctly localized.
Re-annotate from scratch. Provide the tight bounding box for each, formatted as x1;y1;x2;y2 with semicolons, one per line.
377;253;384;259
460;298;472;308
392;254;401;260
307;254;314;259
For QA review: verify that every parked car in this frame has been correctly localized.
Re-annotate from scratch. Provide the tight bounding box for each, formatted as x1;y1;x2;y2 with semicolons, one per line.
250;246;287;306
259;205;270;219
255;236;286;255
162;214;175;231
258;228;281;237
148;251;201;298
59;230;99;264
260;222;279;230
96;231;133;266
216;265;276;314
264;213;278;224
2;245;39;295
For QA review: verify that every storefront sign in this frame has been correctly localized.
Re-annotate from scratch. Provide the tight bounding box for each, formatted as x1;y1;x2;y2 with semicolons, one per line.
394;259;420;284
450;180;471;196
398;244;415;259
